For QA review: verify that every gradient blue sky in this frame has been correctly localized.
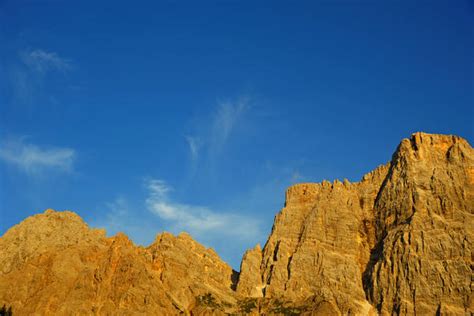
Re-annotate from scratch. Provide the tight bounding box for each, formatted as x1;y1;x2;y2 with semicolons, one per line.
0;0;472;268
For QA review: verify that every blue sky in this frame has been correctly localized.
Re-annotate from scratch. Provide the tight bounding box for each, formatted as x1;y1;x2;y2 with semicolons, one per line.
0;1;472;268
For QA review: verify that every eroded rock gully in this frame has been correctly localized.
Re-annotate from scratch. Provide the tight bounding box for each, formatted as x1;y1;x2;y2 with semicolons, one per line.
1;132;472;315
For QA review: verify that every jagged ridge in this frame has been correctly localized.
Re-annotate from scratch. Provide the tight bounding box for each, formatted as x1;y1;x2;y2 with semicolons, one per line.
0;132;472;315
238;132;473;315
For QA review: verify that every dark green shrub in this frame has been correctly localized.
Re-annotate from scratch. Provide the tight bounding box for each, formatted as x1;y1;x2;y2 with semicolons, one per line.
238;298;257;313
196;293;221;309
0;304;12;316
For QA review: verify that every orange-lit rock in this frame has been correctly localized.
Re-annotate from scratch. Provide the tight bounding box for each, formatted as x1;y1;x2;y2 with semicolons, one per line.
239;132;473;315
0;132;472;315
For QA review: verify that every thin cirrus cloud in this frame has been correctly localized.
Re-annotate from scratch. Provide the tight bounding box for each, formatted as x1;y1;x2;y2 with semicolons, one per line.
8;49;73;104
0;138;76;175
185;136;202;161
145;178;260;240
211;97;249;150
94;197;159;246
20;49;72;74
185;97;250;161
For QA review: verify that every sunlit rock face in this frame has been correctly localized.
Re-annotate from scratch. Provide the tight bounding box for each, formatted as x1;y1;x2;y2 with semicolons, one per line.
1;132;472;315
0;211;237;315
365;133;474;315
239;133;473;315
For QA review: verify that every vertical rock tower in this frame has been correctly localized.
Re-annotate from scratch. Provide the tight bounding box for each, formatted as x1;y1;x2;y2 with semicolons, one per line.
238;132;473;315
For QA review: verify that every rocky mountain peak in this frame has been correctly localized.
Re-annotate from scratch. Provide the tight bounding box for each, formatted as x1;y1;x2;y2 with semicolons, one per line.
236;132;473;315
0;132;472;315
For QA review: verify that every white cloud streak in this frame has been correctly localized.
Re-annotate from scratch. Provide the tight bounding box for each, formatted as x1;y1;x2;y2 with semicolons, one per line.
145;178;260;240
0;138;76;175
212;98;249;149
91;197;157;246
20;49;72;73
185;136;202;161
7;49;74;104
185;97;250;162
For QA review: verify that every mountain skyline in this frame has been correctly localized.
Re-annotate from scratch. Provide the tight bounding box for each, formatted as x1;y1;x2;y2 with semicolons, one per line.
1;132;472;315
1;1;473;268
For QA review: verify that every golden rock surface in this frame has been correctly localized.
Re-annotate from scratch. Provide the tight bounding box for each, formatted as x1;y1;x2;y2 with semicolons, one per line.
1;133;472;315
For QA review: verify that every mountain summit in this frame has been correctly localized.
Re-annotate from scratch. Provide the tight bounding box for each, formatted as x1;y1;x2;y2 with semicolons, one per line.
1;132;472;315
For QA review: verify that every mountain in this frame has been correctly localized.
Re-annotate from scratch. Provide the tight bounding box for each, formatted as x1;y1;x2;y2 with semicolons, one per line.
0;132;472;315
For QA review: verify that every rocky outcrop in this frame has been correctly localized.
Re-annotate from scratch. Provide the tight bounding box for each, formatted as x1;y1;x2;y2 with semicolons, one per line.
0;132;472;315
0;210;236;315
238;132;473;315
236;244;263;298
146;231;238;312
248;166;389;314
365;133;473;315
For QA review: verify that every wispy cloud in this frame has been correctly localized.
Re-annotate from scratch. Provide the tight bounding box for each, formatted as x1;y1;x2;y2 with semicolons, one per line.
185;136;202;161
90;197;159;246
6;48;74;104
105;198;154;243
185;96;250;165
105;197;129;220
0;138;76;175
211;97;249;150
145;178;260;240
290;170;306;183
20;49;72;73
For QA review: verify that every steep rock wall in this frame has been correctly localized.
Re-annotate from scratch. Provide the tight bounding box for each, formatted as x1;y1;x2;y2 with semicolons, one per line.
238;132;473;315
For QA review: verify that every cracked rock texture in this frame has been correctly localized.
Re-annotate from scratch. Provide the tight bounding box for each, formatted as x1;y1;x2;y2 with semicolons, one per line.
0;211;236;315
238;132;473;315
0;132;472;315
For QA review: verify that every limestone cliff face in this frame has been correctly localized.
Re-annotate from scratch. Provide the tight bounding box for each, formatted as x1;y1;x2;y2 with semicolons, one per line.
0;211;236;315
0;132;472;315
146;231;238;311
365;133;473;315
236;244;263;298
242;166;389;314
238;132;473;315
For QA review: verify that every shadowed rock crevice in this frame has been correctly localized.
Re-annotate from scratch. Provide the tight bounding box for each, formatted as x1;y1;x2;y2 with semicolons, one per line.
361;237;385;308
0;304;12;316
230;270;239;291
